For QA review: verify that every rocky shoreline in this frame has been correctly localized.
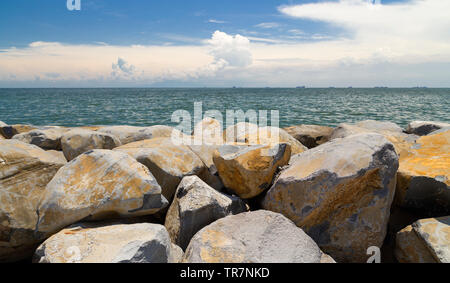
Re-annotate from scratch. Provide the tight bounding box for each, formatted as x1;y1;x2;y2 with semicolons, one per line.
0;119;449;263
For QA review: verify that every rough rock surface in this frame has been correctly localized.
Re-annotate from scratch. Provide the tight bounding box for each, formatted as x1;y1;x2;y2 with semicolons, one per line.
283;124;333;148
165;176;248;250
36;150;168;238
396;130;450;216
192;117;223;145
98;125;176;145
224;123;307;155
0;141;65;262
263;133;399;263
182;210;329;263
12;127;69;150
115;138;207;200
213;143;291;199
0;124;37;139
61;128;122;161
406;121;450;136
0;140;66;165
33;223;179;263
396;216;450;263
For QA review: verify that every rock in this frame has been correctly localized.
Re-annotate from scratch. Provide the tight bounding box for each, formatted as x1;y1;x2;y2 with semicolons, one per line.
61;128;122;161
192;117;223;145
283;124;333;148
224;123;307;155
188;143;224;191
12;127;69;150
213;143;291;199
395;216;450;263
263;133;399;263
169;244;184;263
406;121;450;136
0;121;7;127
0;139;67;165
396;130;450;216
98;125;176;145
182;210;329;263
165;176;248;250
115;138;207;201
36;150;168;238
33;222;179;263
0;124;37;139
45;150;68;164
0;141;65;262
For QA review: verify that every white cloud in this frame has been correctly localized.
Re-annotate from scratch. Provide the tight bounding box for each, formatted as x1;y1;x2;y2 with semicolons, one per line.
208;19;227;24
207;31;253;68
111;57;136;78
255;22;281;29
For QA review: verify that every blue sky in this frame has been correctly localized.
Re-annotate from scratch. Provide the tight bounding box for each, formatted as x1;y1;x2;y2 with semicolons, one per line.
0;0;449;87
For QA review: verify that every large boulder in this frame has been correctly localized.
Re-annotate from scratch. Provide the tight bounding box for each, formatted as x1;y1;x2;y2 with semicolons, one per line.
0;139;66;164
12;127;69;150
224;123;307;155
192;117;223;145
98;125;176;145
165;176;248;250
263;133;399;263
396;130;450;216
114;138;207;201
0;124;37;139
406;121;450;136
0;141;65;262
182;210;332;263
213;143;291;199
188;143;224;191
396;216;450;263
0;121;7;127
283;124;333;148
61;128;122;161
36;150;168;238
33;222;180;263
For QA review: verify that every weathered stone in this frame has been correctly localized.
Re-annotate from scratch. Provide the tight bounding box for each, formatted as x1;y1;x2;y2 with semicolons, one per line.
283;124;333;148
98;125;176;145
0;124;37;139
0;139;67;165
115;138;207;200
192;117;224;145
12;127;69;150
213;143;291;199
61;128;122;161
224;123;307;155
263;133;399;263
396;130;450;216
45;150;68;164
188;143;224;191
33;222;179;263
396;216;450;263
165;176;248;250
169;244;184;263
0;121;7;127
182;210;330;263
406;121;450;136
0;141;64;262
36;150;168;238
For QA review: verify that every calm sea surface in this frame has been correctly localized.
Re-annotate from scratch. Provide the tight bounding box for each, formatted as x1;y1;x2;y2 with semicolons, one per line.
0;88;448;128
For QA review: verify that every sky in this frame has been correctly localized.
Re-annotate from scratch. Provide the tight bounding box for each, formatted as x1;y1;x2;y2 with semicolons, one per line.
0;0;449;87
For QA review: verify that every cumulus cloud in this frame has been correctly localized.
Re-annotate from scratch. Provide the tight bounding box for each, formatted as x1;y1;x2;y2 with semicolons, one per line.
207;31;252;68
111;57;136;78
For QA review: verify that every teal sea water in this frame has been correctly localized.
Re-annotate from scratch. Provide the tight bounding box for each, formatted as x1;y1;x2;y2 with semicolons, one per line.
0;88;449;129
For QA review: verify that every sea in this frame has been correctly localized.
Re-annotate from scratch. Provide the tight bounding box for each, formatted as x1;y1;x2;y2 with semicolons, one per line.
0;88;449;129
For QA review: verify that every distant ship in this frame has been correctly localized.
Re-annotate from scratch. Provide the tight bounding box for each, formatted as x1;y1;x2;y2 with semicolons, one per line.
374;86;388;89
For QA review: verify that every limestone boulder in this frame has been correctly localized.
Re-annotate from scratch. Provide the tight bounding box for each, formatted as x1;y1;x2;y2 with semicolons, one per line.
61;128;122;161
192;117;223;145
182;210;331;263
45;150;68;164
396;130;450;216
165;176;248;250
406;121;450;136
0;141;65;262
12;127;69;150
263;133;399;263
98;125;177;145
0;124;37;139
213;143;291;199
33;223;180;263
0;139;67;165
115;138;207;200
283;124;333;148
36;150;168;238
0;121;7;127
396;216;450;263
188;143;224;191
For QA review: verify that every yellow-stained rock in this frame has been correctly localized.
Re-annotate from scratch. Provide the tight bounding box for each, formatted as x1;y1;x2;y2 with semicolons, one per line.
224;123;307;155
263;133;399;263
0;139;67;165
396;130;450;216
98;125;177;145
115;138;207;200
192;117;223;145
0;141;65;262
36;150;168;238
0;124;37;139
12;127;70;150
283;124;333;148
213;143;291;199
33;222;179;263
396;216;450;263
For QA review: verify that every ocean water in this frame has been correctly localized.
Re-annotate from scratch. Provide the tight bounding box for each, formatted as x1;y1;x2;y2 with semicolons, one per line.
0;88;449;129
